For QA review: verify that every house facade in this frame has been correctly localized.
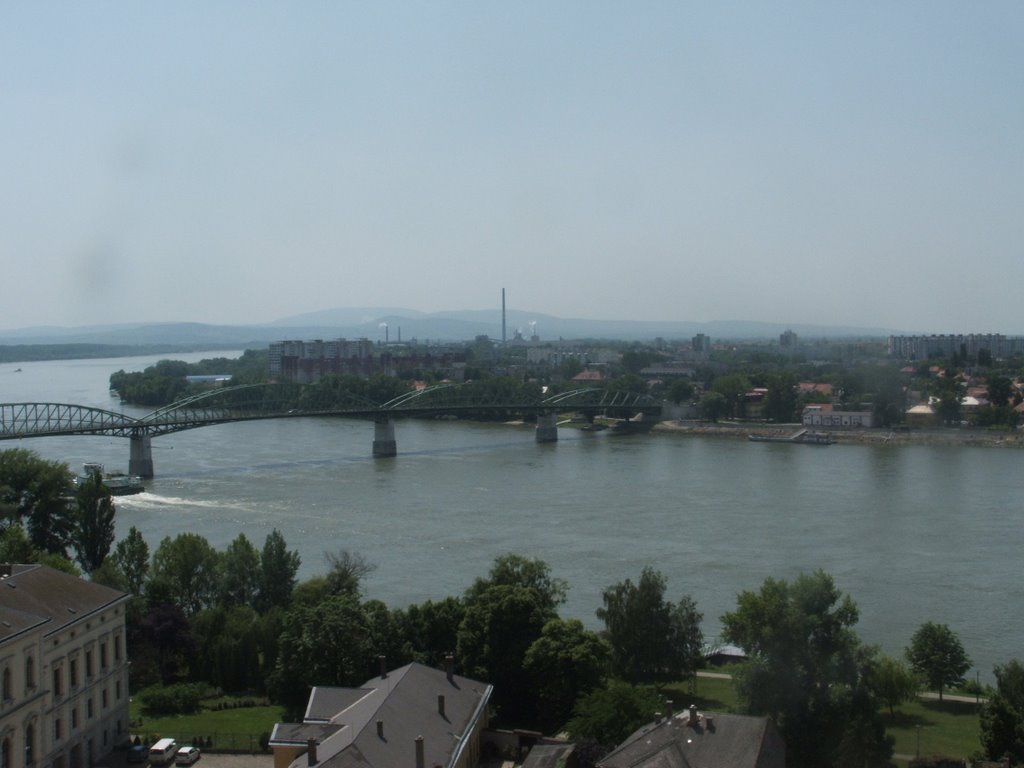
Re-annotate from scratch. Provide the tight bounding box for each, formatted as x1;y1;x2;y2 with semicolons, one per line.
0;564;130;768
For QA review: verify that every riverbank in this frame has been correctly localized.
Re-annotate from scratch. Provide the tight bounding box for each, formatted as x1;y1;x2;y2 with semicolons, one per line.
655;419;1024;448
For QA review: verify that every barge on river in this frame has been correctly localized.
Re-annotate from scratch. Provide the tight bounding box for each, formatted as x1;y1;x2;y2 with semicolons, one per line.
748;428;833;445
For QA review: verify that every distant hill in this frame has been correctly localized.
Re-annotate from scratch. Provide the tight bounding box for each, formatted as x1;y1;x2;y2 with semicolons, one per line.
0;309;899;350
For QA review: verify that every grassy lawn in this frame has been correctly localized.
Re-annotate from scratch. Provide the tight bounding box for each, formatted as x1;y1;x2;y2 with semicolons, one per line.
885;698;982;764
130;699;285;751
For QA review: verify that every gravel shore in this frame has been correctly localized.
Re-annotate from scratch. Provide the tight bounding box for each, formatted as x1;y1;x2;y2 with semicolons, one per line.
654;420;1024;449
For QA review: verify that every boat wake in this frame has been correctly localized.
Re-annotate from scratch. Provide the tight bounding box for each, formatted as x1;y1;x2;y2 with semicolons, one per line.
116;492;251;512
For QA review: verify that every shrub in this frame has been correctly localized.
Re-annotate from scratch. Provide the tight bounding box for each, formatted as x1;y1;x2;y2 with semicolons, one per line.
137;683;217;716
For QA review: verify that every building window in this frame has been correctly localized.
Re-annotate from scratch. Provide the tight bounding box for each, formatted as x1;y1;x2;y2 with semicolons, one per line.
86;699;93;719
54;719;61;742
99;644;107;670
113;635;121;662
69;659;78;688
101;689;108;709
53;667;62;697
1;667;10;700
71;708;77;730
115;681;121;700
85;652;93;679
25;657;34;689
2;735;10;768
24;723;34;765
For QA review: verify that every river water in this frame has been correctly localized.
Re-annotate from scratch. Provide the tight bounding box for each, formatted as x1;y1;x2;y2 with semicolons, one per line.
2;352;1021;680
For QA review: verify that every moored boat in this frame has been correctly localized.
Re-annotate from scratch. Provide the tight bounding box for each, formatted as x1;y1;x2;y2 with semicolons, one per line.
748;429;832;445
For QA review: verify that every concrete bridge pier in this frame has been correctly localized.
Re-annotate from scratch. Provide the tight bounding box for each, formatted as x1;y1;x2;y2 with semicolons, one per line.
129;434;154;479
373;417;397;458
535;412;558;443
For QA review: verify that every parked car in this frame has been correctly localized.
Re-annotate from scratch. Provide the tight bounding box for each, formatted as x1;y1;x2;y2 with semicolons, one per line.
149;739;177;766
127;744;148;764
174;747;201;766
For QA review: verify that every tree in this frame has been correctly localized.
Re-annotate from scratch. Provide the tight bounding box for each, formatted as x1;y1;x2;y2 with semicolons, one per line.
149;533;221;615
0;448;75;555
596;567;703;685
71;468;116;573
191;605;262;692
269;593;374;714
666;378;695;405
458;584;555;725
988;375;1013;408
721;571;891;768
324;549;376;597
699;391;727;422
870;655;919;715
981;659;1024;763
523;618;611;733
565;681;663;748
396;596;466;667
711;373;752;419
219;533;260;607
112;526;150;596
905;622;970;701
465;553;567;615
256;529;300;612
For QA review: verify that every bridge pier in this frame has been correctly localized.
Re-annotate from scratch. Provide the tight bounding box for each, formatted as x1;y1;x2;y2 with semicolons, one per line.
535;412;558;443
373;417;397;458
129;434;154;479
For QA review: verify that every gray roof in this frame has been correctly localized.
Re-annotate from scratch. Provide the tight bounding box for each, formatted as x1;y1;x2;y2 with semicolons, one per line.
522;743;575;768
599;710;785;768
0;564;126;642
280;662;492;768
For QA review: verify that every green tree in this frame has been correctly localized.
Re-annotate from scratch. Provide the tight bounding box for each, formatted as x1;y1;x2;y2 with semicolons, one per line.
464;553;567;615
219;533;261;607
699;391;727;422
269;593;374;714
763;372;799;423
396;597;466;667
71;468;116;573
523;618;611;733
458;583;555;725
988;375;1013;408
0;448;75;555
711;373;752;419
596;567;703;685
870;655;919;715
191;605;262;692
0;523;37;563
256;529;300;612
565;681;663;748
112;526;150;596
149;533;221;615
981;659;1024;763
666;378;695;405
721;571;891;768
905;621;970;701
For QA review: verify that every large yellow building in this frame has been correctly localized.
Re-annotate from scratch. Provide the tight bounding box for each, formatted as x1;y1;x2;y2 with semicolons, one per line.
0;564;130;768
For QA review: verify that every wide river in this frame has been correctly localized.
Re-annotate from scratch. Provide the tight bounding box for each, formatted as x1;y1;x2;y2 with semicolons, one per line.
2;352;1021;680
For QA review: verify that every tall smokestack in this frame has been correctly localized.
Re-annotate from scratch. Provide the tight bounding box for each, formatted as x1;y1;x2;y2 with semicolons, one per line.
502;288;506;344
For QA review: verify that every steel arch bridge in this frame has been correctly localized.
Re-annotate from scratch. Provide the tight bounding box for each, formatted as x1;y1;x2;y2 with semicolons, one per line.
0;383;663;477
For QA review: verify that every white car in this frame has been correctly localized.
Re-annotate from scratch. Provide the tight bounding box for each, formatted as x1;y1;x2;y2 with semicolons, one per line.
174;747;201;766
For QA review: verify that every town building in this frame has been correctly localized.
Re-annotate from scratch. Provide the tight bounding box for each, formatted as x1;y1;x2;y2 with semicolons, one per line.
268;340;465;384
269;660;492;768
0;564;130;768
887;334;1024;360
599;705;784;768
802;405;874;428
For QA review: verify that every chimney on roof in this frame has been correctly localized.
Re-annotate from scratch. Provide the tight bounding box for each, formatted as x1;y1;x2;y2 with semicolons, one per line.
379;655;387;679
689;704;699;728
445;654;454;683
377;720;385;739
306;738;318;766
437;694;445;718
415;735;425;768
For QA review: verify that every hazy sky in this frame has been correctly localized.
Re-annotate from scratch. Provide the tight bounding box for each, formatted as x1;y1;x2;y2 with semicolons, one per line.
2;3;1021;333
